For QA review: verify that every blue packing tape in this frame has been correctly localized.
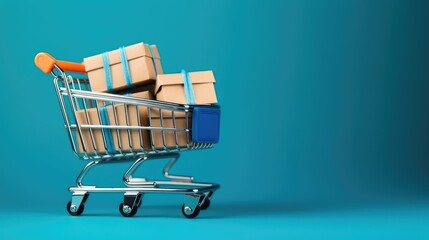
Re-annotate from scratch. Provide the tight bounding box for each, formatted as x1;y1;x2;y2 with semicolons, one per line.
181;69;196;104
186;71;196;104
119;47;133;88
102;52;114;92
145;43;158;76
99;106;116;154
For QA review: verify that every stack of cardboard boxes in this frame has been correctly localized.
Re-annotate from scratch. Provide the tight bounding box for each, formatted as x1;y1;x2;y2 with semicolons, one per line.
75;42;217;154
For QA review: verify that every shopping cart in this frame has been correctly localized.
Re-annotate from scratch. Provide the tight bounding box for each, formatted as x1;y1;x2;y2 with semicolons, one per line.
34;52;220;218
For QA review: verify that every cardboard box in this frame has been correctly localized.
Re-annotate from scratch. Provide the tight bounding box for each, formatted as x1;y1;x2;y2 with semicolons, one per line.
115;83;156;97
154;70;217;105
76;91;152;154
83;42;163;93
149;112;192;149
95;87;153;107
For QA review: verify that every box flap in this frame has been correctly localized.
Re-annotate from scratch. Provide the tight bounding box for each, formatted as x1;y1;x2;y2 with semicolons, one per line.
154;70;215;94
84;42;152;72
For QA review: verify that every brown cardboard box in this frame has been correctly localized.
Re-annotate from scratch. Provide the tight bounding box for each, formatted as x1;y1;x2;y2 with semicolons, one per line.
83;43;163;93
76;91;153;154
150;109;192;149
95;86;154;107
115;83;156;97
154;70;217;104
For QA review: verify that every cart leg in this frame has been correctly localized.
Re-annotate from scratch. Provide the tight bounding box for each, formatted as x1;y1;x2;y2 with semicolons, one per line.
123;156;156;187
163;154;193;182
123;154;195;187
119;191;142;217
200;191;213;210
76;160;100;187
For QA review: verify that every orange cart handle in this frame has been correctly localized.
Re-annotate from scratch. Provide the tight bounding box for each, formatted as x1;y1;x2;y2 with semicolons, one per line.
34;52;86;74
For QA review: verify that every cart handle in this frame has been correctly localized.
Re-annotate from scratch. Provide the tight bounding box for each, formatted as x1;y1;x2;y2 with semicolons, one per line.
34;52;86;74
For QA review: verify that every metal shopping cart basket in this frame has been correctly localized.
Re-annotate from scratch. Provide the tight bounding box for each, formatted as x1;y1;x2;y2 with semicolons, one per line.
34;52;220;218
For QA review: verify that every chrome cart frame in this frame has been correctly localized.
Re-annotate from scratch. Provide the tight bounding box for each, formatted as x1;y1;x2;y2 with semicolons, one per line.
35;53;220;218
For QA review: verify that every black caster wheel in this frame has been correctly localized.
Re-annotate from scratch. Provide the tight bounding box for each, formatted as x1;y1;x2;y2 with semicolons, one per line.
119;203;138;217
200;198;211;210
182;204;201;219
67;201;84;216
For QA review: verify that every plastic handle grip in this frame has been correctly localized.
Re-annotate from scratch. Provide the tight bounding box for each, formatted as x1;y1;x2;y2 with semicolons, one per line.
34;52;86;74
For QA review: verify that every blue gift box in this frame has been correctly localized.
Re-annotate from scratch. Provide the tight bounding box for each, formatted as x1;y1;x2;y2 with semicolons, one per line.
192;106;221;144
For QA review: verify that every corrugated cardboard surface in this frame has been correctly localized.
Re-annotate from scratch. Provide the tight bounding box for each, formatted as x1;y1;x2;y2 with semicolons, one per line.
75;91;153;154
150;118;191;148
76;104;151;154
155;70;217;104
83;43;160;93
95;89;153;110
115;83;156;97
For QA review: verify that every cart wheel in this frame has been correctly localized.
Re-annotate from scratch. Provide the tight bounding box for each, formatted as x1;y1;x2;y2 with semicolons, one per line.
200;198;211;210
181;204;201;219
67;201;84;216
119;203;138;217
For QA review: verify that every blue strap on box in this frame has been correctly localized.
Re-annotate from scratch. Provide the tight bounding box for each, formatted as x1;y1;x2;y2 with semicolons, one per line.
181;69;196;104
99;106;116;154
102;52;114;92
102;48;133;92
145;43;158;76
119;47;133;88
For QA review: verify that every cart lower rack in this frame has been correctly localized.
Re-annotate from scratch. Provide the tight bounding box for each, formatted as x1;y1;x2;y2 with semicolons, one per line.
35;53;220;218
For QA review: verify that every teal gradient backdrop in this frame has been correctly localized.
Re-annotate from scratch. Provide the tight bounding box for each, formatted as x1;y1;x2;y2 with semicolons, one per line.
1;0;429;207
0;0;429;238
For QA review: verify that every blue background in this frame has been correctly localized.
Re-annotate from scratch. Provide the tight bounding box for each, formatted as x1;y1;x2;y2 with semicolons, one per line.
0;0;428;239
